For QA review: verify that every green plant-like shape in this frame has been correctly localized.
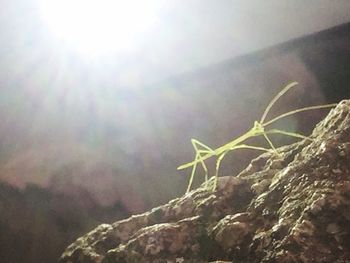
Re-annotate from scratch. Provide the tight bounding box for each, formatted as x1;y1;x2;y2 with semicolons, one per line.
178;82;337;193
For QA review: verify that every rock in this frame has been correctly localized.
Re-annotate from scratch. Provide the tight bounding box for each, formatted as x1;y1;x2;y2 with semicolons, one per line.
59;100;350;263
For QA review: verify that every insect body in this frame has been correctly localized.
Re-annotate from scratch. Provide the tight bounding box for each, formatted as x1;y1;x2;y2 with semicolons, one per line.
178;82;337;192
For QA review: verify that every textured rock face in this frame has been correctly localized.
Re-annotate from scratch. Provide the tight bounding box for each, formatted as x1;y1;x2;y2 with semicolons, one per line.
59;100;350;263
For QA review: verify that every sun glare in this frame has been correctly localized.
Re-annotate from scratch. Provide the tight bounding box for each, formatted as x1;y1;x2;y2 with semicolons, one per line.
39;0;160;56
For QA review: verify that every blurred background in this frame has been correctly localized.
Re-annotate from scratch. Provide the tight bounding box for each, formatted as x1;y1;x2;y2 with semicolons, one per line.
1;1;350;262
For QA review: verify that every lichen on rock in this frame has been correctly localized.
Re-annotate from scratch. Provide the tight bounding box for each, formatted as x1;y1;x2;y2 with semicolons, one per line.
60;100;350;263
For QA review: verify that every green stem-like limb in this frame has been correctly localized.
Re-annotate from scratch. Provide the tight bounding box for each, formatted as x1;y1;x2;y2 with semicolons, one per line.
191;139;213;184
213;152;227;191
185;139;214;192
260;82;298;124
265;129;312;141
262;132;276;152
212;144;273;191
263;103;337;127
186;152;199;193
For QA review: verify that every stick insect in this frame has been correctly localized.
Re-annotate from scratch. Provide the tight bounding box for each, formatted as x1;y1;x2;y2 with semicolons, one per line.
178;82;337;193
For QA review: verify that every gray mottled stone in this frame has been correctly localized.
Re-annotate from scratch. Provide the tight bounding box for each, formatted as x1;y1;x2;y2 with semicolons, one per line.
60;100;350;263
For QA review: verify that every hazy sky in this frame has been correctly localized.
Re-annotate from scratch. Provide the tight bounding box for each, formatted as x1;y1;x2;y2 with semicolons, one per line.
1;0;350;87
159;0;350;73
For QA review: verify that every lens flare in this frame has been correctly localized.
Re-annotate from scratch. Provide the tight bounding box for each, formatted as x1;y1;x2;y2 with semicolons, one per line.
39;0;160;56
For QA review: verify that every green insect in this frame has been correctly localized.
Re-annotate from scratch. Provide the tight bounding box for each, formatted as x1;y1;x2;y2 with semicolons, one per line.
178;82;337;193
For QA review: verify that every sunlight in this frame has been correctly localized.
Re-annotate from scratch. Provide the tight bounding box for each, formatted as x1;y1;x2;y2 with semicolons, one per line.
39;0;160;56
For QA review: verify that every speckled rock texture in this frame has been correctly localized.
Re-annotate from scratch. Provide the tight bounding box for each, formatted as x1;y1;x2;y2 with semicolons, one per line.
59;100;350;263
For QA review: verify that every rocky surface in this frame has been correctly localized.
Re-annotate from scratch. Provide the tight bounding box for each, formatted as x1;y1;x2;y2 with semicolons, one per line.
59;100;350;263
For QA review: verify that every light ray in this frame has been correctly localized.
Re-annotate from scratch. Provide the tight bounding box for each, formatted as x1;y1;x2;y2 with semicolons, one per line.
39;0;161;56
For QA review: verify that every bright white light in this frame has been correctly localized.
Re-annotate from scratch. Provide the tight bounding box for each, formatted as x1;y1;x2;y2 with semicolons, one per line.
39;0;160;56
